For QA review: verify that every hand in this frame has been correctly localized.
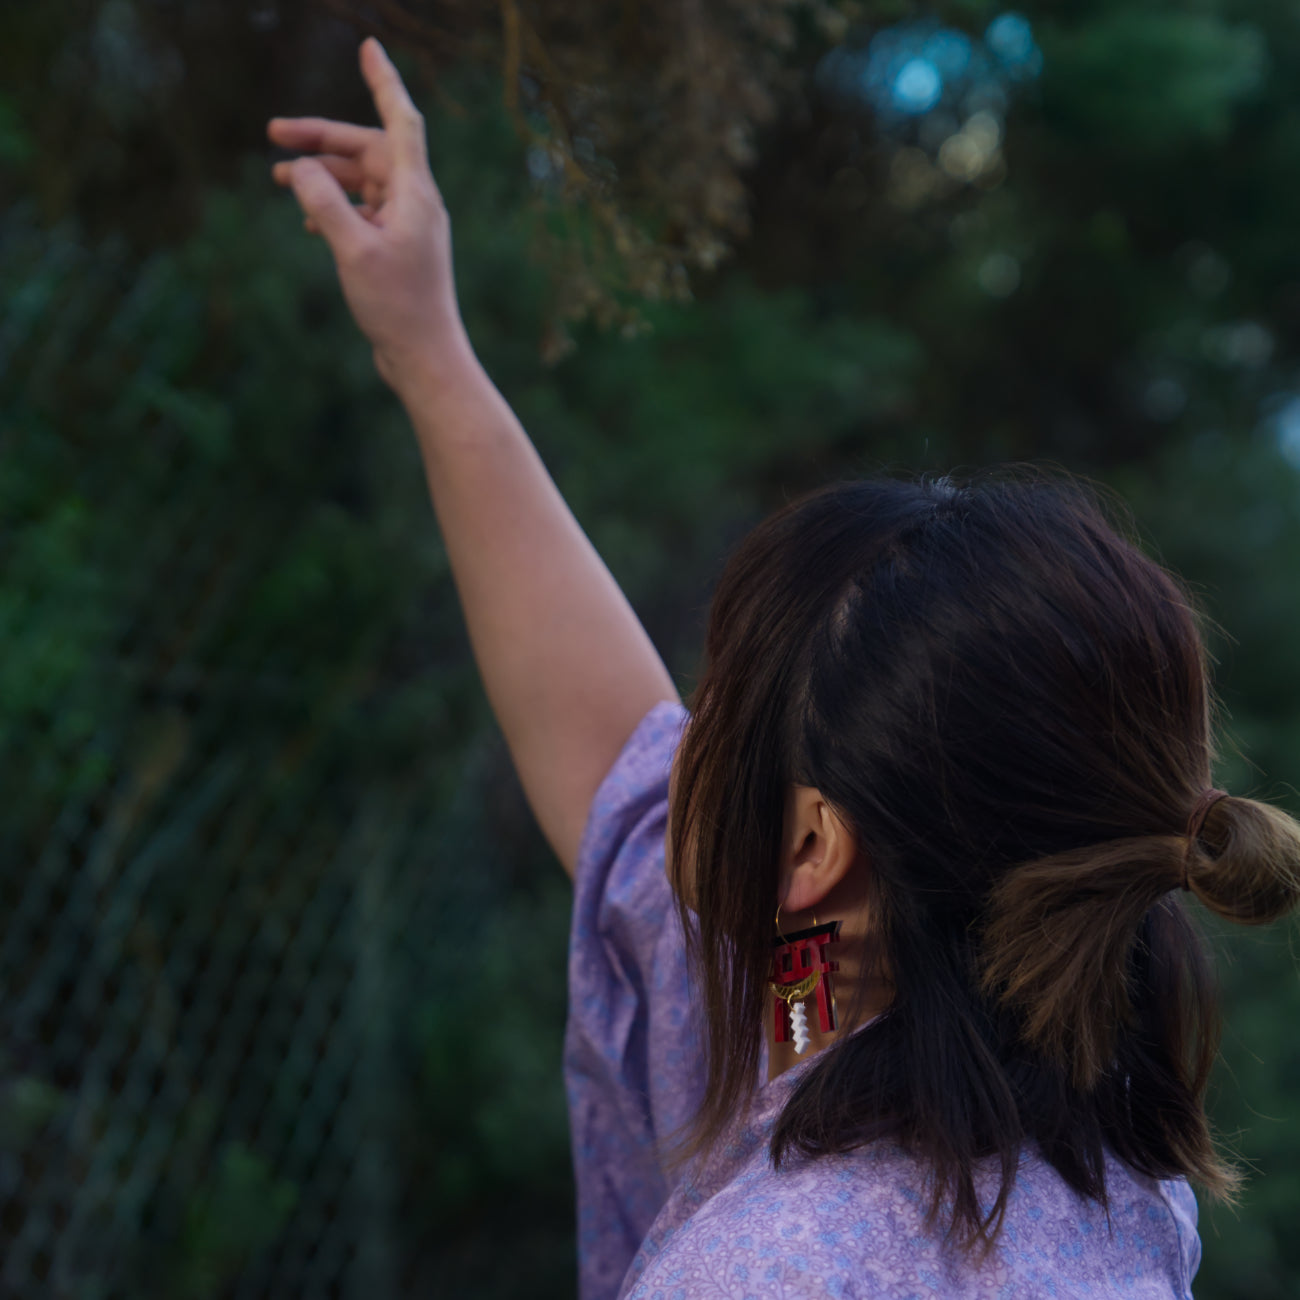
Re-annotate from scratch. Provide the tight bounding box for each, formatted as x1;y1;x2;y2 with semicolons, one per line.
268;37;471;391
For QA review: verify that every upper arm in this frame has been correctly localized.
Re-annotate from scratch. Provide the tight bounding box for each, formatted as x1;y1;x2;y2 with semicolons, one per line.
523;675;681;878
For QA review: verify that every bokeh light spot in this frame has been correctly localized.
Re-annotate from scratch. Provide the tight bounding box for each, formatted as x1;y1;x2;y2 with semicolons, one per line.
985;13;1042;77
1201;321;1274;369
814;13;1042;209
1187;247;1233;298
978;251;1020;297
1143;377;1187;421
939;111;1003;181
923;30;974;80
893;59;943;114
1272;396;1300;469
888;147;940;210
526;146;554;182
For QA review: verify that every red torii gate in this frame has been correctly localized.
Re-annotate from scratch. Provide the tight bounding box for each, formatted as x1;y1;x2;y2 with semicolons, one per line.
770;920;841;1044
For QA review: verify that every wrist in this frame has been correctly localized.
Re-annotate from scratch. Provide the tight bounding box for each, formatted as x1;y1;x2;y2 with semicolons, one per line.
384;331;512;453
380;323;482;406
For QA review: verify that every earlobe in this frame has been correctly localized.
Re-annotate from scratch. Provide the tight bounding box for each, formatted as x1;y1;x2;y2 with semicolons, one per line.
781;867;835;915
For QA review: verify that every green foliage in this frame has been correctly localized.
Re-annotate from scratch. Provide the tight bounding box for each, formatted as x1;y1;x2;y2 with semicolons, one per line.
0;1069;69;1153
0;91;32;168
1041;13;1268;152
6;3;1300;1297
170;1143;300;1300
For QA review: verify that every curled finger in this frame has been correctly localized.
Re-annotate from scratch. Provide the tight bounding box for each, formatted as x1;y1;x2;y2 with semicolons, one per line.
286;156;369;252
267;116;382;159
311;154;368;194
275;155;366;194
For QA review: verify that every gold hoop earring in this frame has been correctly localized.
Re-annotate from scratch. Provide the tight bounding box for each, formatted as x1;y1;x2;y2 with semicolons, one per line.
774;901;818;940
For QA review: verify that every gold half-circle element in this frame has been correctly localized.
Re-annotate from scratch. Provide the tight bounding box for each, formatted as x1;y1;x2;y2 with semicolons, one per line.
769;970;820;1004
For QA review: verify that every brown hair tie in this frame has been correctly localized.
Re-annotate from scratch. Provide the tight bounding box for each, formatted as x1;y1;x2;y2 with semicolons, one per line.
1182;788;1229;890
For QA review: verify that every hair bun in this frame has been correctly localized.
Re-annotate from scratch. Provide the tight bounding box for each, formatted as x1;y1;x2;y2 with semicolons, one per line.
1186;794;1300;924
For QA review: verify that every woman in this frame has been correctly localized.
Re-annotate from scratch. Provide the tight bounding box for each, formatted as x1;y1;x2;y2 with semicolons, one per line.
268;39;1300;1298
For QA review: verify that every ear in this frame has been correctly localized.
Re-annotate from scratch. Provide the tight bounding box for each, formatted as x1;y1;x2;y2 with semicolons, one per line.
778;786;859;914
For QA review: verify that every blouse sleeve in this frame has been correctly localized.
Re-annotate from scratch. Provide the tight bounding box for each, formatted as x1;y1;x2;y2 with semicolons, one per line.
563;699;704;1300
1160;1178;1201;1298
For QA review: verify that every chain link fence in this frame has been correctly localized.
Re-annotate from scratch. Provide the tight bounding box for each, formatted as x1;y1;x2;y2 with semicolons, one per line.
1;174;577;1299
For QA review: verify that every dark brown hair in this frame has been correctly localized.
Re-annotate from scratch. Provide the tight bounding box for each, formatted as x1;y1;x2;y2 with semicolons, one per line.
667;468;1300;1251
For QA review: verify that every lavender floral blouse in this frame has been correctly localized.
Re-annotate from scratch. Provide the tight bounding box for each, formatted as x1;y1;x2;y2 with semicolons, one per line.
564;701;1201;1299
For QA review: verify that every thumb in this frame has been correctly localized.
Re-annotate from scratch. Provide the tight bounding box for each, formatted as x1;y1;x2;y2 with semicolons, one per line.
287;157;365;253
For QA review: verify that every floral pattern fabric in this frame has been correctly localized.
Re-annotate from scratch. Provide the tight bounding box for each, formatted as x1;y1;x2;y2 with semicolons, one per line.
565;700;1201;1300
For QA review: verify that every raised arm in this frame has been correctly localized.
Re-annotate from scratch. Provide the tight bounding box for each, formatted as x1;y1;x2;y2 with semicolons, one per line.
268;37;678;875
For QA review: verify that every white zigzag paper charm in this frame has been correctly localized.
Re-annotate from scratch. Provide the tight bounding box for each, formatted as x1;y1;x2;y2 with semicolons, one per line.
789;999;811;1055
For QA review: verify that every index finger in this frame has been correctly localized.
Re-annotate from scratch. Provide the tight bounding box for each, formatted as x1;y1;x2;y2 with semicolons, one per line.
359;37;427;174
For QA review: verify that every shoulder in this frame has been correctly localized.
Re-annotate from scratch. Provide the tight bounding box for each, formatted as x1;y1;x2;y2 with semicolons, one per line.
569;698;690;997
624;1144;1196;1300
626;1144;970;1300
569;697;690;1004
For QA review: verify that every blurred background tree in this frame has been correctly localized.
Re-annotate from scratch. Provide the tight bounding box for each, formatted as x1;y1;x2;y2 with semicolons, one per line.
3;1;1300;1296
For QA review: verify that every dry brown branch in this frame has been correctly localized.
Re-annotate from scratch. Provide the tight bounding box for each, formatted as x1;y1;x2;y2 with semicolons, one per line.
318;0;826;347
500;0;522;115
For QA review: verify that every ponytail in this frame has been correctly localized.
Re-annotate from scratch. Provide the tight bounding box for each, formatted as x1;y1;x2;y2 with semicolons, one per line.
980;791;1300;1195
980;833;1193;1092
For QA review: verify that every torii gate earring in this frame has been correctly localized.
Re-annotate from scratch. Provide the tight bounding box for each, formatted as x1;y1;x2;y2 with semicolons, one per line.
770;905;841;1055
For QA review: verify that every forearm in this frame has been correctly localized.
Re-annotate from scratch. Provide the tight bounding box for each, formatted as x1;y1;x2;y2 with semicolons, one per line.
391;338;679;875
270;47;677;871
